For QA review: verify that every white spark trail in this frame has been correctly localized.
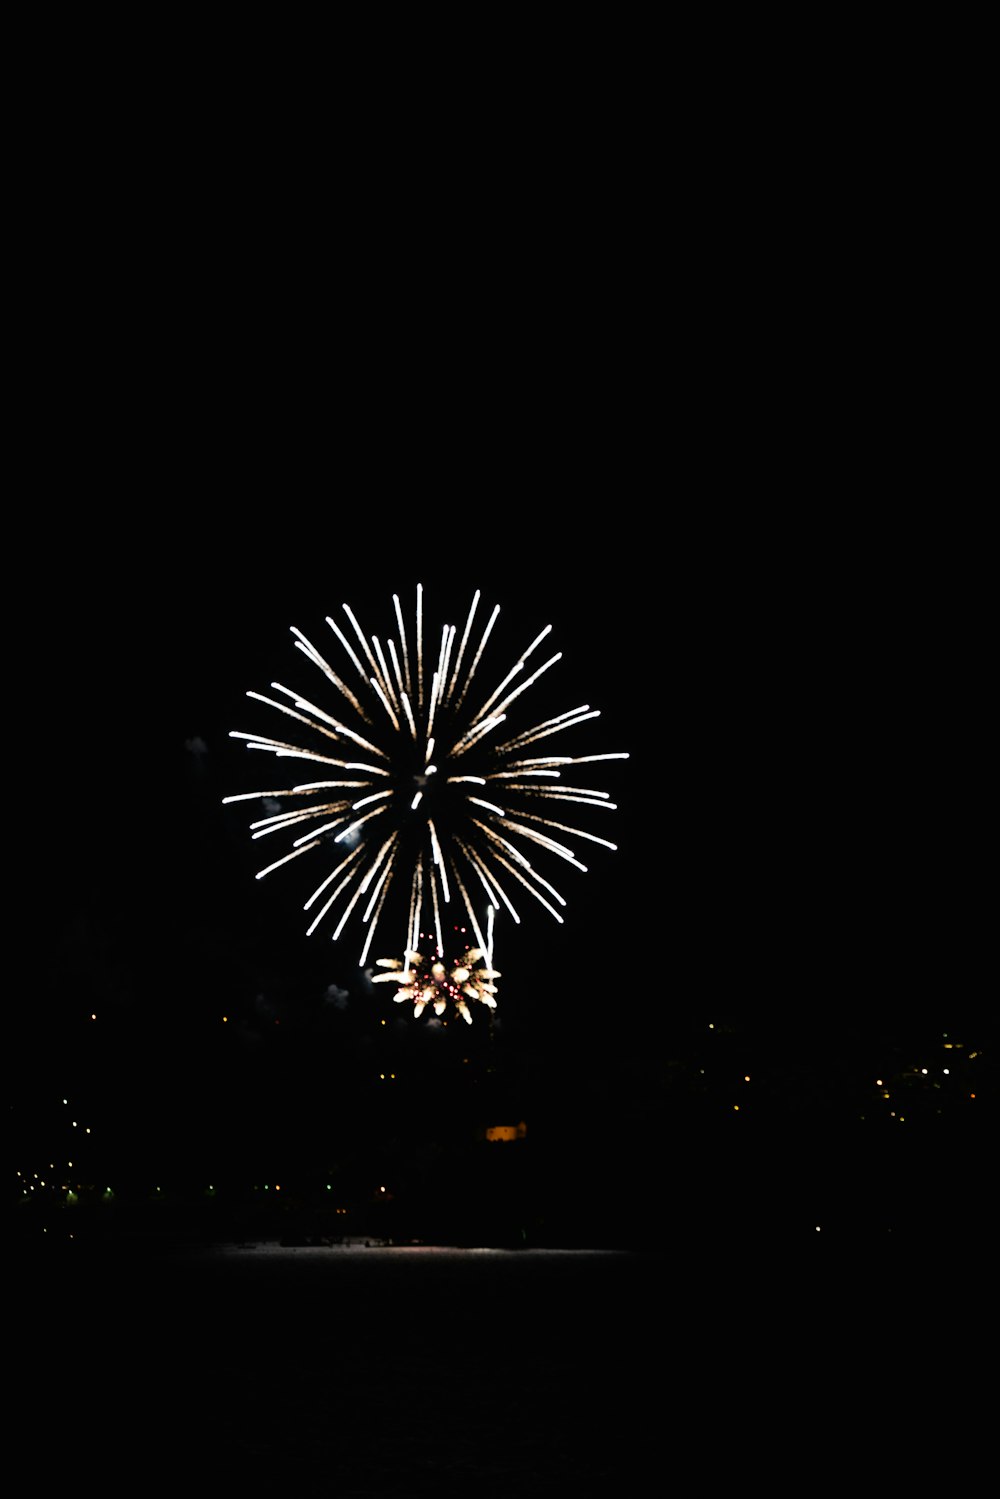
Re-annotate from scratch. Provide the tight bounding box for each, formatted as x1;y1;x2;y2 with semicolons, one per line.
291;629;371;722
250;804;346;838
360;871;394;967
255;840;322;880
334;804;388;842
270;685;386;757
293;816;353;844
400;691;418;740
292;781;371;792
388;637;405;699
343;604;390;703
450;714;506;756
513;809;619;850
304;843;364;908
449;862;492;955
461;845;521;924
427;819;450;904
304;846;366;933
393;594;413;700
416;583;424;710
445;590;480;704
499;709;602;752
429;869;443;957
481;653;562;725
223;787;327;804
372;637;400;714
370;675;401;731
485;847;566;923
486;816;589;871
325;613;368;687
469;625;553;726
516;789;617;809
455;836;504;909
513;753;630;767
453;603;500;711
426;671;441;743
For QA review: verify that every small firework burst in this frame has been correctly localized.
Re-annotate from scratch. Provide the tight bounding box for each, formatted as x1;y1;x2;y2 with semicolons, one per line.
372;940;501;1025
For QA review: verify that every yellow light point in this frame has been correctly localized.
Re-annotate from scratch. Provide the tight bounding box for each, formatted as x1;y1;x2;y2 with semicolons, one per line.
733;1105;739;1111
744;1076;750;1082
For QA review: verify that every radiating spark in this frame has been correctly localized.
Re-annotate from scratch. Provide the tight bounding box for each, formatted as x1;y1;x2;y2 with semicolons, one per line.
445;590;480;705
291;627;370;722
226;589;626;985
453;603;500;711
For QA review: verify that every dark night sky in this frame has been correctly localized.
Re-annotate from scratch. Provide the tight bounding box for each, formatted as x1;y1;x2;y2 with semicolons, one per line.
15;147;990;1245
18;470;989;1250
11;63;991;1499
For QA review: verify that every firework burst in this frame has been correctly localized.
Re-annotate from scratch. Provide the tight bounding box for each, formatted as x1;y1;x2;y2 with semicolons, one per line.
224;587;627;987
372;939;501;1025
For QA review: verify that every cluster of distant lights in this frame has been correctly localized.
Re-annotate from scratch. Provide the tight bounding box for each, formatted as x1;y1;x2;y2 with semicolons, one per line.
20;1034;982;1232
700;1026;981;1120
866;1034;980;1121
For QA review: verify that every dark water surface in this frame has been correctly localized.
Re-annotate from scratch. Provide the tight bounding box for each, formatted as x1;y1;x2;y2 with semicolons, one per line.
15;1238;983;1494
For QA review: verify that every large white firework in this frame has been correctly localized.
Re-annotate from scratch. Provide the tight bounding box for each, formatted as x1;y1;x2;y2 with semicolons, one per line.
224;587;627;978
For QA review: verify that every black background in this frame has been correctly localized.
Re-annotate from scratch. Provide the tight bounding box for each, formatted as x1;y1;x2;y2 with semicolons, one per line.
14;79;991;1254
10;49;992;1497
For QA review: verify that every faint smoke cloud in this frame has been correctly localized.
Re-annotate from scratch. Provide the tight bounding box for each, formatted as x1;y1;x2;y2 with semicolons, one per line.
324;984;350;1010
